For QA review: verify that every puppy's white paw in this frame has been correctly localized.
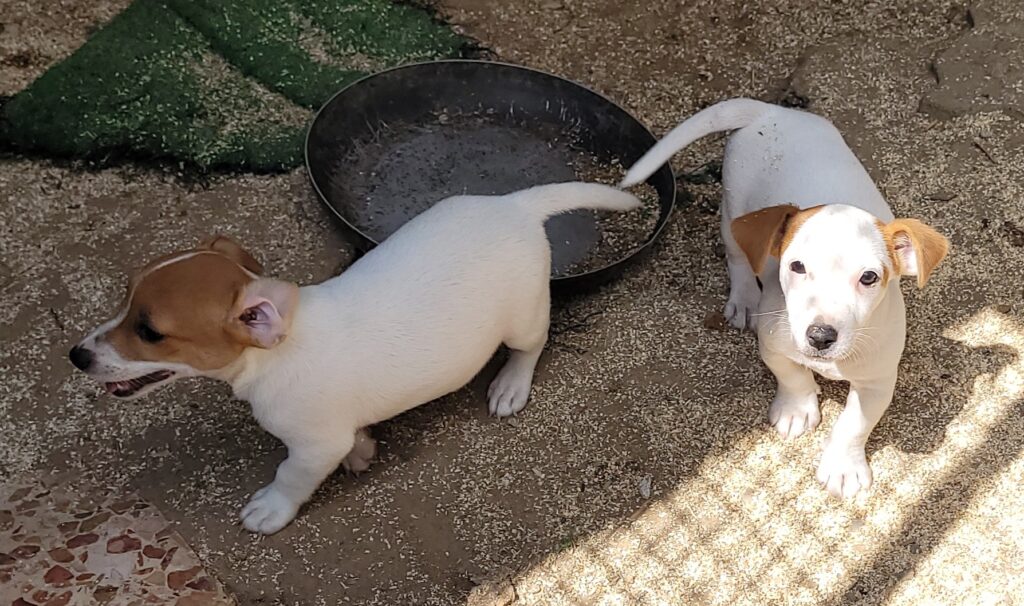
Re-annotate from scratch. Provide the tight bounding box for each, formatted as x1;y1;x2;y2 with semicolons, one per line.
768;392;821;440
240;485;299;535
724;286;760;331
816;446;872;499
487;360;534;418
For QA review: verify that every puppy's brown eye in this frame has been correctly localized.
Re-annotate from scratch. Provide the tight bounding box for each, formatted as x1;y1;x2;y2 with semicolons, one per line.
137;322;164;343
790;261;806;274
860;271;880;286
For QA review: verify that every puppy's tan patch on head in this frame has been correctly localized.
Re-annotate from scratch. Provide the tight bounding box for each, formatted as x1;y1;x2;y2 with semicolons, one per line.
874;219;896;286
777;206;825;255
879;218;950;288
106;252;257;371
731;205;823;273
201;235;263;275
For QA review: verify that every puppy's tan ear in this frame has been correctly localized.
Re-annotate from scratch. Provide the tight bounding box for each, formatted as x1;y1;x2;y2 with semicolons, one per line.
226;278;299;349
730;205;801;274
201;235;263;275
883;219;949;288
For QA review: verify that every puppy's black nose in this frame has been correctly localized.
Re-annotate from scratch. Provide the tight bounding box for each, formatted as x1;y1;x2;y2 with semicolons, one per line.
806;324;838;351
69;345;93;371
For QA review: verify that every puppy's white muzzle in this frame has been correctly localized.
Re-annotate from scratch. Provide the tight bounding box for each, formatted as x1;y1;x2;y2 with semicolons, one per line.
69;328;188;399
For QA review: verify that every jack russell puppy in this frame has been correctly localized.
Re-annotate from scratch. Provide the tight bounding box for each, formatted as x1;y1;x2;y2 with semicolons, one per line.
69;182;640;534
622;99;948;498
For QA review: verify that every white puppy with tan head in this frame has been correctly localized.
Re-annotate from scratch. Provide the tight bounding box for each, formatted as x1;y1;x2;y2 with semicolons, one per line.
69;182;639;533
623;99;948;498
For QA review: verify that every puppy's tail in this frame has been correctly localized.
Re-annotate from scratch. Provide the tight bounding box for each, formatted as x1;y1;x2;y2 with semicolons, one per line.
513;182;641;220
620;98;771;188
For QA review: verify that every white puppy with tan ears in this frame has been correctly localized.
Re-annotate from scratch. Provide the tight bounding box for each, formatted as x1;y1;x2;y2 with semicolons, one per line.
69;182;639;534
622;99;948;498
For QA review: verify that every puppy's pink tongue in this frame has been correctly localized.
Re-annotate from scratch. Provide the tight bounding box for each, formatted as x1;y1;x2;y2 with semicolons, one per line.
104;381;130;394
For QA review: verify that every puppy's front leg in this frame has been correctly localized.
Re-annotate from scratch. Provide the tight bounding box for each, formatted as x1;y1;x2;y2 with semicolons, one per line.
762;347;821;440
241;432;355;534
816;377;896;498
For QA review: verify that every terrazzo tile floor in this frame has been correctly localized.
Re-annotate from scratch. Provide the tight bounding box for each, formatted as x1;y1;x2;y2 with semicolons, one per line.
0;481;233;606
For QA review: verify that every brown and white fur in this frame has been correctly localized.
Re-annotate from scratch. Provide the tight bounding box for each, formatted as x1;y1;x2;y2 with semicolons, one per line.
69;182;639;533
622;99;949;498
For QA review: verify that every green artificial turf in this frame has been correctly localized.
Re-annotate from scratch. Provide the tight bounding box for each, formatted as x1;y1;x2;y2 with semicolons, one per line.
0;0;465;170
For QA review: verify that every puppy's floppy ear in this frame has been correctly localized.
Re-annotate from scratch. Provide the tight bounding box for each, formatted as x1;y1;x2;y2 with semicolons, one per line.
883;219;949;288
201;235;263;275
227;278;299;349
730;205;801;274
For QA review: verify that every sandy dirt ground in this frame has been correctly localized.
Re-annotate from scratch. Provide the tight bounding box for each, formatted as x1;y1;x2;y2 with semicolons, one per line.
0;0;132;96
2;0;1024;604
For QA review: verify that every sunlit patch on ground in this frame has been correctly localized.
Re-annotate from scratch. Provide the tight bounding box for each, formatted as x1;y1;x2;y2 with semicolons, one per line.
503;308;1024;605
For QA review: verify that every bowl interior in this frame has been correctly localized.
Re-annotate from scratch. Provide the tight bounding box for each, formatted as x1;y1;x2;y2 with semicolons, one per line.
306;60;675;288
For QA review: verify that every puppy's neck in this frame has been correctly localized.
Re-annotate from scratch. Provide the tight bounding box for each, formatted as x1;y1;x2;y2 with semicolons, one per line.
209;286;312;391
207;348;262;388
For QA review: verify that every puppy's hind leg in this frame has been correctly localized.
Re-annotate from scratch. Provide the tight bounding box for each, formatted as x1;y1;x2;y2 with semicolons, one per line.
488;297;549;418
341;427;377;475
721;211;762;330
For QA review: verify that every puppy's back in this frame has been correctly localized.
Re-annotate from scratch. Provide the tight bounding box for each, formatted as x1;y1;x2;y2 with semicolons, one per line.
724;105;892;220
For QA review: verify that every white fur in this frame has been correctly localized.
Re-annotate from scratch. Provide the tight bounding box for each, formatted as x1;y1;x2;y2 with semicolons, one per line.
625;99;916;498
82;182;638;534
